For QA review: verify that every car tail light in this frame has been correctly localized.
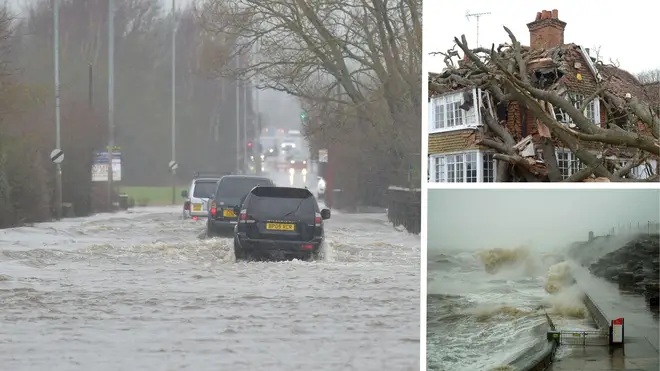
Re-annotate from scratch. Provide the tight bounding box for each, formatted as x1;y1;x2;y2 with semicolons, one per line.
302;244;313;249
184;201;190;211
239;209;247;223
210;201;217;216
315;212;321;226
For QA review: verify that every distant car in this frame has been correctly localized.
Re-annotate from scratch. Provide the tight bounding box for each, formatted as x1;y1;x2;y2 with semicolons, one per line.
232;186;331;261
207;175;275;237
281;150;307;173
317;176;326;199
286;151;308;173
260;137;279;157
281;142;297;151
182;172;227;219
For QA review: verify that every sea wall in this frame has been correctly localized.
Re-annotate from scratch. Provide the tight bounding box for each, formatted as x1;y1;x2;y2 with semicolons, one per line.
503;278;611;371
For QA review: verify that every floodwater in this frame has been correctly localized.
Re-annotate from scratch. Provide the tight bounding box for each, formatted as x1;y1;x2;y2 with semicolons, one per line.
426;247;595;371
0;174;420;370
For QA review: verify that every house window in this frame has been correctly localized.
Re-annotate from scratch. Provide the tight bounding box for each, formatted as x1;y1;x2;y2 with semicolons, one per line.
483;153;495;182
553;93;600;126
434;156;445;182
632;161;656;180
619;159;657;180
556;149;585;179
429;90;479;132
429;151;496;182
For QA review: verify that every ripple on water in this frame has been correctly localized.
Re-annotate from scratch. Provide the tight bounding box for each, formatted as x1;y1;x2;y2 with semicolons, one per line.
0;209;420;371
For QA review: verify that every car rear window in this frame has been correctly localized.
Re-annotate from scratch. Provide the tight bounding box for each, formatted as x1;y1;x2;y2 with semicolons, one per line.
216;177;274;199
247;187;317;220
193;180;218;198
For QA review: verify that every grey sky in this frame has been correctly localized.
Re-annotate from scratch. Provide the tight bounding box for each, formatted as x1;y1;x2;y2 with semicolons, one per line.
425;0;660;74
169;0;303;129
428;189;660;251
6;0;302;130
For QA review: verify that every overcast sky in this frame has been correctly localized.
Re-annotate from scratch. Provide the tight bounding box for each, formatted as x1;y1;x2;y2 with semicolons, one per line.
424;0;660;75
6;0;302;130
428;189;660;251
170;0;303;130
173;0;301;129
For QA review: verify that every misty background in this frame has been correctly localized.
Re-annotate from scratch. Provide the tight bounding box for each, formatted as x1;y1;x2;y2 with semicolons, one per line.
0;0;420;226
4;0;301;127
428;189;660;252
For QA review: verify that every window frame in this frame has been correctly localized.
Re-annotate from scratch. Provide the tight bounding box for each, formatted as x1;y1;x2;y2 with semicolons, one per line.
555;148;585;180
553;92;601;127
428;150;497;183
428;88;481;133
616;158;657;180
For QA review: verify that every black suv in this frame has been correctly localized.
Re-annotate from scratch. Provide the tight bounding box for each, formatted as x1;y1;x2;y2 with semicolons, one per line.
232;186;331;261
207;175;275;237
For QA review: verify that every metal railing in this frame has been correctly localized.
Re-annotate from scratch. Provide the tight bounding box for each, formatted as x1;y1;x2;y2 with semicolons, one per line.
559;330;608;346
602;221;660;237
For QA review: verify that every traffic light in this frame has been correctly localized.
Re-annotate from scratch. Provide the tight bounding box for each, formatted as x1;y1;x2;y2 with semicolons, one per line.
300;111;307;120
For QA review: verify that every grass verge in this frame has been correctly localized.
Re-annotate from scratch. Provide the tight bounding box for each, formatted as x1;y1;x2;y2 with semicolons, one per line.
120;186;187;206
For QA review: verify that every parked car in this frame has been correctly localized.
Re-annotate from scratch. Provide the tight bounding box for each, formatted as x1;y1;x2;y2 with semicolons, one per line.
206;175;275;237
182;172;228;220
317;176;326;199
232;186;331;261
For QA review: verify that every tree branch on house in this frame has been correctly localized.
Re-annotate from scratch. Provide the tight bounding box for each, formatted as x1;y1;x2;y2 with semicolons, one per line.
429;27;659;182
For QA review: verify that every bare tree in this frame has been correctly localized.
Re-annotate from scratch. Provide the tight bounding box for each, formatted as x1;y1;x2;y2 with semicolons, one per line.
638;68;660;84
194;0;422;195
0;0;233;223
430;30;659;182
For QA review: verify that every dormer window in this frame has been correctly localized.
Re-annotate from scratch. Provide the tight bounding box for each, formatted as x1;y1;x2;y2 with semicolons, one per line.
553;92;601;126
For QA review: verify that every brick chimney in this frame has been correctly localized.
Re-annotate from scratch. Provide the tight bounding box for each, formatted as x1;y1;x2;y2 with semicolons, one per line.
527;9;566;49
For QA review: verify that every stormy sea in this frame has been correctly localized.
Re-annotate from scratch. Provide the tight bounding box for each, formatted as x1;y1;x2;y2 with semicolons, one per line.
426;246;594;371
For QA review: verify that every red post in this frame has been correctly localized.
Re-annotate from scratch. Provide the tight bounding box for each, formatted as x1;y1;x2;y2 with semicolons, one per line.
325;144;333;209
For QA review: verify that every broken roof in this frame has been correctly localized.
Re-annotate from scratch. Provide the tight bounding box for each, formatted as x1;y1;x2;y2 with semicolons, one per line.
429;43;654;106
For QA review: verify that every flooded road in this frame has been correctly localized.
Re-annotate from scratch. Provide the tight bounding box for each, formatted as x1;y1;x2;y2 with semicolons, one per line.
0;206;419;370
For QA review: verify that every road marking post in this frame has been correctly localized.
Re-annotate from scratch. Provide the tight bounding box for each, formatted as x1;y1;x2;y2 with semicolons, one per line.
169;160;178;205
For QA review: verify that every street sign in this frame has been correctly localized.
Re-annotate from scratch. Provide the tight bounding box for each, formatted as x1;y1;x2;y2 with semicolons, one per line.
91;151;122;182
318;149;328;163
50;148;64;164
611;318;624;344
169;160;178;171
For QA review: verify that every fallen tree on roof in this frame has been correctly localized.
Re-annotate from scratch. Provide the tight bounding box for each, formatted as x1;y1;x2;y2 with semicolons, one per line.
429;29;659;182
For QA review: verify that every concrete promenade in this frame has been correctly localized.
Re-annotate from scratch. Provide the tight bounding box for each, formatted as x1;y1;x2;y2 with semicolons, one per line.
550;266;659;370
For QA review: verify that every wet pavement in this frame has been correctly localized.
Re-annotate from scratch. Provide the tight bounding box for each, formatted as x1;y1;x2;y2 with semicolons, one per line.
550;337;659;370
0;206;419;370
550;265;659;370
571;265;659;351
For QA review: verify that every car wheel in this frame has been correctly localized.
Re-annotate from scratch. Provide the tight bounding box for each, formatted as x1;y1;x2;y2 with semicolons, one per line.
233;238;246;261
207;222;217;238
310;246;324;261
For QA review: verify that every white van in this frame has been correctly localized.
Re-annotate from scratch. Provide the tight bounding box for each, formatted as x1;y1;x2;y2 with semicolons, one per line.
181;172;226;219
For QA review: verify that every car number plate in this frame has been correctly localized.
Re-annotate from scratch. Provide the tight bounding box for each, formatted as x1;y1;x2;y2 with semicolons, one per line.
266;223;295;231
192;204;202;212
223;209;236;217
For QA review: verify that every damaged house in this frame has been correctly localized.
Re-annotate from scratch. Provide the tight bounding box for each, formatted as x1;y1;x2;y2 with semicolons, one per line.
428;9;659;182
